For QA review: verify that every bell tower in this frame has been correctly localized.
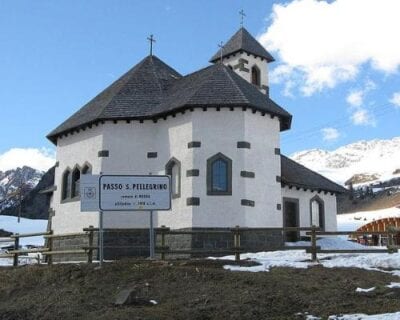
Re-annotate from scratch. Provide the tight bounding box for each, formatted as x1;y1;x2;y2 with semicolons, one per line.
210;27;274;96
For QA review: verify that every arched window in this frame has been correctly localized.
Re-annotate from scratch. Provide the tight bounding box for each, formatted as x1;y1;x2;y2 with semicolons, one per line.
310;195;325;230
207;153;232;195
251;65;261;87
81;163;92;175
165;158;181;198
61;169;71;201
71;166;81;198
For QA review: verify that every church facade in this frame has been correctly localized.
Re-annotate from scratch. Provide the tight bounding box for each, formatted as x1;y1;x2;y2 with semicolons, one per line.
47;28;346;254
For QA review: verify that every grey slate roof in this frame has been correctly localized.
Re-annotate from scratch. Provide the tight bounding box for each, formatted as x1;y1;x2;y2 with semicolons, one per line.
281;155;347;194
47;55;182;142
47;55;292;143
210;27;275;63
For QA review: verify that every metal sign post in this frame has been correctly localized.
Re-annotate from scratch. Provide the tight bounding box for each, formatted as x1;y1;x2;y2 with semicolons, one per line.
99;210;104;266
148;172;154;260
149;210;155;259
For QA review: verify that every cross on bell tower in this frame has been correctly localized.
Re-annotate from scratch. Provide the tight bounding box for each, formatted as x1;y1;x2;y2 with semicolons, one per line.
239;9;246;27
147;34;156;56
218;41;224;63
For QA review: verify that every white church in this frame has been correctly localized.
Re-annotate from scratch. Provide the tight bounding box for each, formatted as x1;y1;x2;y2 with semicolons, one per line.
47;27;346;255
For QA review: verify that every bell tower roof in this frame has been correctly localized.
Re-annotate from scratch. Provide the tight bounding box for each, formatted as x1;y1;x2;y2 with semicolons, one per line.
209;27;275;63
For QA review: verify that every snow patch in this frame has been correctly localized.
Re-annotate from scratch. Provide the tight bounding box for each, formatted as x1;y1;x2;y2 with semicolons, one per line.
337;207;400;231
212;237;400;276
355;287;375;293
386;282;400;288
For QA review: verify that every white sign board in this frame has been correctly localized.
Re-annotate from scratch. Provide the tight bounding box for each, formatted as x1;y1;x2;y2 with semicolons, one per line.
99;175;171;211
80;174;100;212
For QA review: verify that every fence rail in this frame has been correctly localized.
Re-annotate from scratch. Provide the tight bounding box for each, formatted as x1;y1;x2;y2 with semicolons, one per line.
1;225;399;266
155;226;320;261
0;227;97;266
305;228;398;261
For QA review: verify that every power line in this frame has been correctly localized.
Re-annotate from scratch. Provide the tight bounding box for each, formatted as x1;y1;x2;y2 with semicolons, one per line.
282;102;397;144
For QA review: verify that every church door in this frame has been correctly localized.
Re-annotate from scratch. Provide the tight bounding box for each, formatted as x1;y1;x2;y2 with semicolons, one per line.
283;198;299;242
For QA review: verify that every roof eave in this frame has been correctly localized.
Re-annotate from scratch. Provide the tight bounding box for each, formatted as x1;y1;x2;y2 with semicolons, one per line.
46;104;292;144
209;49;275;64
281;180;348;195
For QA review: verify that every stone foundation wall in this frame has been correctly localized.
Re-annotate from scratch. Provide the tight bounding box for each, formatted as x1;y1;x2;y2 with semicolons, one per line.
51;234;98;262
50;228;284;261
160;228;283;258
103;229;150;260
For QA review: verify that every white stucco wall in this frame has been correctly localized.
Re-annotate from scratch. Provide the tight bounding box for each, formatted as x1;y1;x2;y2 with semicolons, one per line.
190;109;281;228
222;54;269;94
281;186;338;232
51;126;104;233
51;108;283;232
243;111;282;227
100;113;194;229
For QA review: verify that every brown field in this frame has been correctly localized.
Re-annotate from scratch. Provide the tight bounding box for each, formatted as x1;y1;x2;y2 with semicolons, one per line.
0;259;400;320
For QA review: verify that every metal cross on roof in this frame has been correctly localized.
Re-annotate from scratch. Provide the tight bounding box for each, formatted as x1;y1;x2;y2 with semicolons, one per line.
218;41;224;63
239;9;246;27
147;34;156;56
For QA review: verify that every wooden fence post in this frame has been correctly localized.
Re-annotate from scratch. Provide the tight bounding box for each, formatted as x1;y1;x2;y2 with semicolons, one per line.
47;230;53;266
386;228;396;253
161;225;166;261
234;225;241;262
87;226;94;264
311;225;317;262
13;234;19;267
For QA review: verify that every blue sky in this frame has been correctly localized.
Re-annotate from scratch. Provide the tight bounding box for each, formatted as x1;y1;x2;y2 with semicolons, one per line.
0;0;399;170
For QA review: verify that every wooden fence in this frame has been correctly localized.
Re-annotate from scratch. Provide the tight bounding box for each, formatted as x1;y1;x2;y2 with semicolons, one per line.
156;226;320;262
305;228;399;262
0;226;399;266
0;226;97;267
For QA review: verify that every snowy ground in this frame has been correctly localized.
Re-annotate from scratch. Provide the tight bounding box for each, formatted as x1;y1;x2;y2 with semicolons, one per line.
337;207;400;231
304;313;400;320
214;237;400;275
0;215;47;266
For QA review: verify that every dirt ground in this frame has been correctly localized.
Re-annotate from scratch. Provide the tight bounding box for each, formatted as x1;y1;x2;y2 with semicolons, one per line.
0;259;400;320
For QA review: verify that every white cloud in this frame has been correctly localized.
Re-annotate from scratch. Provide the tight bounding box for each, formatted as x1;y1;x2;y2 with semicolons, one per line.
389;92;400;108
259;0;400;95
346;90;363;107
321;127;340;141
0;148;55;172
351;109;376;126
345;80;377;124
346;80;376;107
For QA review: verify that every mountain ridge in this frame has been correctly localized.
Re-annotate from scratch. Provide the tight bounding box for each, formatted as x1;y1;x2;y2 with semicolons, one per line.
0;166;43;211
291;136;400;186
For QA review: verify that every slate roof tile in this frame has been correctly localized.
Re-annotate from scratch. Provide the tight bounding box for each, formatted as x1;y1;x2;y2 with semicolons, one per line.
210;27;275;63
47;55;291;143
281;155;348;194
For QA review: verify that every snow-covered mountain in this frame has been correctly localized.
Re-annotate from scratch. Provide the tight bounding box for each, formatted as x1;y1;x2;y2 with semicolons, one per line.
291;137;400;186
0;166;43;212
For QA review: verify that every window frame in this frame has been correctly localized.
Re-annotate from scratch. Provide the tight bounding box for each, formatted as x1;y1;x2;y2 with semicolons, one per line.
61;168;71;201
165;157;181;199
251;65;261;87
71;165;81;199
309;195;325;230
81;162;92;175
61;162;92;203
207;153;232;196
